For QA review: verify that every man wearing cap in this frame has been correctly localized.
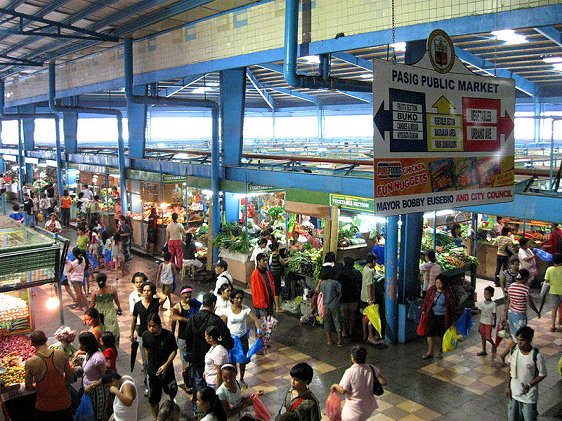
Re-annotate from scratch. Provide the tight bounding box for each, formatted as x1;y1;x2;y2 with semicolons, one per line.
214;259;233;294
24;330;74;421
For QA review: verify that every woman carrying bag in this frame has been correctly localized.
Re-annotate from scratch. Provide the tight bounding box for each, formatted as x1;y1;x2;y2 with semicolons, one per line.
330;345;387;421
417;275;456;359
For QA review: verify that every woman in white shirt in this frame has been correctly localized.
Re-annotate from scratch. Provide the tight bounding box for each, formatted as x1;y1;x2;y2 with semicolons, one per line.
214;284;232;317
203;326;229;389
220;289;261;389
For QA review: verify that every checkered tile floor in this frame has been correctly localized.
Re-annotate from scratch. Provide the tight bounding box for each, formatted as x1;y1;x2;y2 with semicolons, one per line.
419;313;560;396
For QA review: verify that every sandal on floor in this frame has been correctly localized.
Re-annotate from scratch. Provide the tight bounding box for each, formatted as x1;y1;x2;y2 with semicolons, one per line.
549;327;556;332
421;354;433;360
476;352;487;356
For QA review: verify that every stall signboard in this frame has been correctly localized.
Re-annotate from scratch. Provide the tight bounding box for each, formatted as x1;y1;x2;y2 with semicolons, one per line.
330;194;374;213
162;174;187;184
373;30;515;216
247;184;284;193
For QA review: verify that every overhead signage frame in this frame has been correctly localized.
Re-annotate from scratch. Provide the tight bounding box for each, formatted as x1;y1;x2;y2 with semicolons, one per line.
373;30;515;216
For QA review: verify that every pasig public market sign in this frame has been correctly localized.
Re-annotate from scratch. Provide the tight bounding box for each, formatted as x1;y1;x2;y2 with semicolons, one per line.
330;194;374;213
373;29;515;216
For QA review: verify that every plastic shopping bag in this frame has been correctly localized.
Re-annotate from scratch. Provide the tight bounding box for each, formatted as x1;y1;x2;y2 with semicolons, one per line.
364;304;382;337
326;391;343;421
75;392;95;421
442;326;459;353
455;308;474;336
533;247;552;262
246;337;263;360
229;335;249;364
252;394;272;421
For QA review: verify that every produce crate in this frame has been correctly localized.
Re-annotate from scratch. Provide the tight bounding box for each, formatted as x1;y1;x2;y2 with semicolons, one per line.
0;228;60;277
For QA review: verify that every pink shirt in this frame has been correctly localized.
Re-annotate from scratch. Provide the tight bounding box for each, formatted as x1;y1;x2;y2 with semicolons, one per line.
339;364;380;420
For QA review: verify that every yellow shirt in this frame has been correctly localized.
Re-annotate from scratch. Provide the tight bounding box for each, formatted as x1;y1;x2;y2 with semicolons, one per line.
544;265;562;295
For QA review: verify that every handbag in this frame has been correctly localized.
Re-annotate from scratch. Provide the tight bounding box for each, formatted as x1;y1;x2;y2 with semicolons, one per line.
369;365;384;396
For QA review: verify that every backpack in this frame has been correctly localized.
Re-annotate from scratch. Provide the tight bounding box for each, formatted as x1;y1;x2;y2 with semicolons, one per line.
511;346;540;377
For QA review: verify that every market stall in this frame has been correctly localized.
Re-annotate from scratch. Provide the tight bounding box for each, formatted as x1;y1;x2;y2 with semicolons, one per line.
73;164;120;230
330;194;387;263
475;214;549;281
217;188;286;284
0;220;69;421
129;174;211;259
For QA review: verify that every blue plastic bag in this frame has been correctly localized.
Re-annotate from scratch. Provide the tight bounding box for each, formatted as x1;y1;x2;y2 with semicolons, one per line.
229;335;250;364
87;252;99;270
533;248;552;262
75;392;95;421
246;337;263;360
455;308;474;336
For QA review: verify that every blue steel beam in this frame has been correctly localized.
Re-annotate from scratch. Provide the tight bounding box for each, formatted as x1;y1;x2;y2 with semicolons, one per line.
0;54;42;66
0;8;119;41
270;86;319;104
5;4;562;104
0;0;70;43
459;193;562;223
534;26;562;47
0;0;221;78
165;75;206;98
0;0;167;75
336;90;372;103
221;69;247;167
454;47;536;96
246;69;275;110
332;52;373;71
226;167;372;195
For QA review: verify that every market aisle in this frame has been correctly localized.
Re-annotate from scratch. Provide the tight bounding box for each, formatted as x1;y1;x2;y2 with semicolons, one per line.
23;233;561;421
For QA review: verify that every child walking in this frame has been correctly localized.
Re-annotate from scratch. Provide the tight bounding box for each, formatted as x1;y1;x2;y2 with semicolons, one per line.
101;331;118;370
111;232;124;279
476;286;497;356
157;252;177;310
316;266;343;347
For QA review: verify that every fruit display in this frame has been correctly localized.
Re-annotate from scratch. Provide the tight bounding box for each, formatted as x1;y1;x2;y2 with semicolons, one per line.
0;364;25;386
0;295;29;322
0;335;35;361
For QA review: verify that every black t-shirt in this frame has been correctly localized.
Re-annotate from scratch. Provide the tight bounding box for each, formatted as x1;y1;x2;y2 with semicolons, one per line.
182;241;197;260
142;328;178;375
133;298;161;336
23;198;33;215
337;267;362;303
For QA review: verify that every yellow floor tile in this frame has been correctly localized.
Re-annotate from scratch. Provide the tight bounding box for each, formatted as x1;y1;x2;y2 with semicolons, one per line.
397;400;424;413
479;375;504;387
451;374;476;386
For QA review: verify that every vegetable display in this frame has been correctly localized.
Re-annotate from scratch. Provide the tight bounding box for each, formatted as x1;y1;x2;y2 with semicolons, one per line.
0;335;35;361
433;248;479;271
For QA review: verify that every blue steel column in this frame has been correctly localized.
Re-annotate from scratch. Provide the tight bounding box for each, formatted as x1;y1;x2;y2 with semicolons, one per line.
20;105;35;184
533;98;541;145
17;120;25;201
54;116;64;198
127;85;148;159
62;97;78;154
317;106;324;139
211;107;220;260
220;68;246;166
0;158;5;214
394;39;426;342
385;216;399;343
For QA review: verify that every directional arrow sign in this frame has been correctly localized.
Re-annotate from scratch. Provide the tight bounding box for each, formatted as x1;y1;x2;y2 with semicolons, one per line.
498;111;514;141
374;101;392;139
432;96;455;114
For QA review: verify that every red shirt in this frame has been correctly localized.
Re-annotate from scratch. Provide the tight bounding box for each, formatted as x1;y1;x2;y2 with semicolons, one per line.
103;347;118;370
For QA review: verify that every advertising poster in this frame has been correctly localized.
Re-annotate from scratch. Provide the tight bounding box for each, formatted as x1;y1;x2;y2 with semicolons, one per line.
373;30;515;216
